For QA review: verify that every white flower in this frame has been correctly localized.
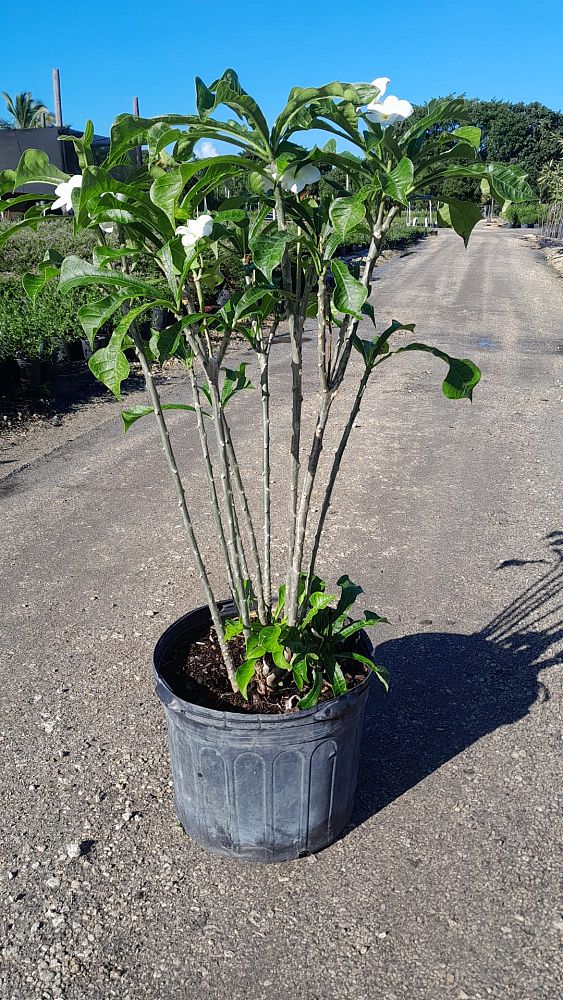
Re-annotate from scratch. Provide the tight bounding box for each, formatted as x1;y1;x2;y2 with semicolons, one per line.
175;214;214;249
51;174;82;212
99;222;114;234
279;164;321;194
365;93;414;127
370;77;390;98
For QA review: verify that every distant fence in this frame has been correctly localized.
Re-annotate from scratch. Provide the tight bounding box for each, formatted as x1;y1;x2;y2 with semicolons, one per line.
541;202;563;241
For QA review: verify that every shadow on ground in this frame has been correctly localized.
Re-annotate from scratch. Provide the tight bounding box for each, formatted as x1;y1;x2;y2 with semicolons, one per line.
352;531;563;824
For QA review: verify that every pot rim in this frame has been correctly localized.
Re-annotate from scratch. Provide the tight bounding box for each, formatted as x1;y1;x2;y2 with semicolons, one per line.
153;604;374;726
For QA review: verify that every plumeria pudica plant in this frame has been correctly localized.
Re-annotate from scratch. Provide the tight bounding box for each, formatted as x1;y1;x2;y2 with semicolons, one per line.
0;72;535;708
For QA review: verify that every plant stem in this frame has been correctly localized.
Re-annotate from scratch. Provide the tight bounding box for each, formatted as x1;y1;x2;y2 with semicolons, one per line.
223;417;267;622
286;394;333;624
257;318;278;615
273;183;303;603
317;268;329;393
308;363;372;583
331;203;399;387
188;365;238;605
132;334;237;690
206;372;250;632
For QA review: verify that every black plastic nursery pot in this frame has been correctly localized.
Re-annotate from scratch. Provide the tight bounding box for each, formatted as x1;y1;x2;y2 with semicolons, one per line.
153;601;373;863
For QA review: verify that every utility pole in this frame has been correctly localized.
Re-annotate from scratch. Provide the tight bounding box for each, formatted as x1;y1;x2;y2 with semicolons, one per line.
132;96;142;167
53;68;63;127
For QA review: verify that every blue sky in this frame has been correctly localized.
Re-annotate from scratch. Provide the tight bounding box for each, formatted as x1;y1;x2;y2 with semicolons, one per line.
1;0;562;139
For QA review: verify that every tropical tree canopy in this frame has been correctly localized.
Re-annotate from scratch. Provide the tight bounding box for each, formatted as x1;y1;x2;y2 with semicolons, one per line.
404;97;563;202
0;91;54;129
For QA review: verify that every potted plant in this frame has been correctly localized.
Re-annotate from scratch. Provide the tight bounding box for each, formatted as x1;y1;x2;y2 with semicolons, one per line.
0;73;535;862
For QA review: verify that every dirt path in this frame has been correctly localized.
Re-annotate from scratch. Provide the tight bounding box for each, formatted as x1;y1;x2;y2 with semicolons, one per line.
1;227;562;1000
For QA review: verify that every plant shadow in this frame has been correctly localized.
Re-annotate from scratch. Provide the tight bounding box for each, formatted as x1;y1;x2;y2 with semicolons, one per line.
351;531;563;825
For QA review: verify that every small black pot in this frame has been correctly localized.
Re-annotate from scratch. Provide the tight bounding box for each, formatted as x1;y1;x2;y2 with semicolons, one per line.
16;357;43;388
153;602;373;862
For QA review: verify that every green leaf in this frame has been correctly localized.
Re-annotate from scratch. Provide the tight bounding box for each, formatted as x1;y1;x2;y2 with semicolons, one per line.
335;575;363;618
14;148;69;188
22;264;60;304
331;259;368;320
113;301;167;341
338;610;389;640
121;403;197;433
402;97;467;147
451;125;481;149
302;591;336;627
438;199;483;247
92;245;144;267
149;316;205;364
270;645;289;671
310;591;336;610
235;660;257;700
233;286;276;321
0;168;16;195
298;670;324;709
150;169;186;226
291;655;308;690
0;214;41;249
325;196;366;258
258;625;282;652
205;69;271;146
395;343;481;400
361;302;376;327
224;617;245;640
59;255;169;299
273;584;286;620
78;294;130;347
221;362;253;407
273;82;377;145
429;162;535;205
146;122;185;165
59;120;95;169
329;196;366;238
195;77;216;118
330;663;348;697
380;156;414;205
340;652;390;691
250;232;288;281
484;162;536;204
88;332;130;400
246;636;267;659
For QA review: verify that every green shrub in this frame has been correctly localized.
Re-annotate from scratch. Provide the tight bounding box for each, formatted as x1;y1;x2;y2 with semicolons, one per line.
337;217;427;254
0;219;99;276
501;202;547;226
0;277;98;361
0;219;169;361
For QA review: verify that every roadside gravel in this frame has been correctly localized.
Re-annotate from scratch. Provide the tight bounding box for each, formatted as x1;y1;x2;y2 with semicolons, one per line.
1;227;562;1000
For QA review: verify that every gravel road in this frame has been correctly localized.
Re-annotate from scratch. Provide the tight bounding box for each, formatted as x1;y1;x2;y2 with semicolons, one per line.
1;226;562;1000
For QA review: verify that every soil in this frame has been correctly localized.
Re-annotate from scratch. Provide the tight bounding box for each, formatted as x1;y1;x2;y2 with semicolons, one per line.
160;624;369;715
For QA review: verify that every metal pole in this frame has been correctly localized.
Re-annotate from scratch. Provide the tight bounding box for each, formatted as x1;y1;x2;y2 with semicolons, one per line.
53;68;63;127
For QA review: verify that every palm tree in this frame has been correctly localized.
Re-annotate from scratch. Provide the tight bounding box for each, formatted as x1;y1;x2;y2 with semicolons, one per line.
0;91;54;129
